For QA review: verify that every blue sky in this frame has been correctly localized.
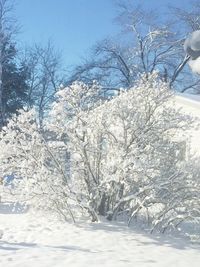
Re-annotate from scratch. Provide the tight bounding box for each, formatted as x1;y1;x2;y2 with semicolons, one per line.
15;0;118;66
15;0;191;67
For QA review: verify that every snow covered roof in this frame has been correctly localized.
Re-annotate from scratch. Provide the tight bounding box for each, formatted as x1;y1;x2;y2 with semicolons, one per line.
176;92;200;103
175;93;200;116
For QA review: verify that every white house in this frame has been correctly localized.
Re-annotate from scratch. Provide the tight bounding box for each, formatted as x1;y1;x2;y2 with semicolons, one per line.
174;93;200;157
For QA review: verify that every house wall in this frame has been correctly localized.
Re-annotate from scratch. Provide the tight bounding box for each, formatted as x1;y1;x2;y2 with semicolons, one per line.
175;94;200;157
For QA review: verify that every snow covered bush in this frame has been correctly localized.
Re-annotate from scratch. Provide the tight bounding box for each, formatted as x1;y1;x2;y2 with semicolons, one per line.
0;108;76;221
0;74;199;234
0;81;103;221
48;73;200;230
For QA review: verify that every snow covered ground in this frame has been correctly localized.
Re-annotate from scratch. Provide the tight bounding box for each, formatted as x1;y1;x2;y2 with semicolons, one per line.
0;202;200;267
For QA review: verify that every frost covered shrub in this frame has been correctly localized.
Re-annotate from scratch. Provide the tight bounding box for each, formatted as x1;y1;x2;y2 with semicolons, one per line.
152;155;200;234
0;74;199;232
0;108;76;221
49;73;199;230
0;82;103;221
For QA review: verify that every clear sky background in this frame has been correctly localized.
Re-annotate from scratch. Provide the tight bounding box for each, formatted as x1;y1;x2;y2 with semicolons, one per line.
15;0;191;67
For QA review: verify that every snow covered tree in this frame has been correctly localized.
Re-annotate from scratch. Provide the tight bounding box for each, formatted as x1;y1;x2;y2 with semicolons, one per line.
1;73;199;234
0;108;76;221
49;72;199;230
69;2;200;95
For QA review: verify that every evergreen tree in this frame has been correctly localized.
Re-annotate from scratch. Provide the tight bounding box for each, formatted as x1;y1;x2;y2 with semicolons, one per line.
1;44;29;120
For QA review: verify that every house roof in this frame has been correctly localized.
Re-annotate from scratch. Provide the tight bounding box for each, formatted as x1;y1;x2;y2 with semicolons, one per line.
175;93;200;117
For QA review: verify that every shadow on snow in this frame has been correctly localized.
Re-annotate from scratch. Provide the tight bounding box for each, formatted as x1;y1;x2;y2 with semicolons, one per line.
0;202;28;214
0;240;94;253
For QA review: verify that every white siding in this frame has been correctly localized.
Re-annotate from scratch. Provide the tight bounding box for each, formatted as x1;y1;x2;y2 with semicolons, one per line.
175;94;200;156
